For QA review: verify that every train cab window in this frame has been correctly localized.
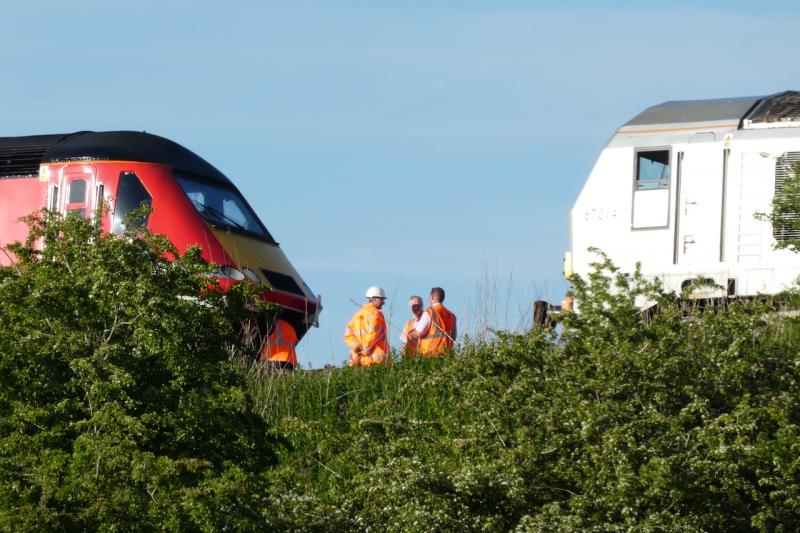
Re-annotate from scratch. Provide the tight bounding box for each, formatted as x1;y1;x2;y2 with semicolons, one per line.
635;149;670;190
176;174;275;242
112;172;152;234
69;179;87;203
65;179;88;219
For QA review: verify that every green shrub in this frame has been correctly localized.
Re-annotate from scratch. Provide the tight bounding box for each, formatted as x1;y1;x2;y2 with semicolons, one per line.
757;159;800;252
0;211;276;531
4;211;800;531
248;253;800;532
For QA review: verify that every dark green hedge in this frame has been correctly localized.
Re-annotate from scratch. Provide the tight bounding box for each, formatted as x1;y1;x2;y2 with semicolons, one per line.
1;213;799;531
252;256;800;532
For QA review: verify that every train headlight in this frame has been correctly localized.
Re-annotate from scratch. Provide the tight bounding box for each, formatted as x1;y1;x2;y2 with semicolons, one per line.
217;265;245;281
241;266;262;284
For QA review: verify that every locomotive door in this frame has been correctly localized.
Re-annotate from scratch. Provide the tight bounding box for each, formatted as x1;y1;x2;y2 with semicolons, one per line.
51;164;98;220
65;174;90;218
675;144;724;265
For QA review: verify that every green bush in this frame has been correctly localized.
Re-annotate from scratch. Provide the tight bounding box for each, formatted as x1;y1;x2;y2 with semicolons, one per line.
248;254;800;532
3;211;800;531
0;212;276;531
758;158;800;252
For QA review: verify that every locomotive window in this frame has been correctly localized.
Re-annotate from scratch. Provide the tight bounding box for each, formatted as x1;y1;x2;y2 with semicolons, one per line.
176;174;274;242
112;172;152;234
635;149;670;190
69;179;87;203
95;183;105;209
49;185;59;211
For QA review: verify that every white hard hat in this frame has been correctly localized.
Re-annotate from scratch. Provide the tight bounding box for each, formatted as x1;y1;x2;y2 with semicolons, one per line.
365;286;387;299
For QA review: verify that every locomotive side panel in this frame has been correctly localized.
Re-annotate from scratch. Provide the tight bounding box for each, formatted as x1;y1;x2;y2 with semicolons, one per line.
0;178;48;264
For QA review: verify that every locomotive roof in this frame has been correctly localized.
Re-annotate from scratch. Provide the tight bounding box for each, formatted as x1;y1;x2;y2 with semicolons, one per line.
0;131;232;184
619;90;800;134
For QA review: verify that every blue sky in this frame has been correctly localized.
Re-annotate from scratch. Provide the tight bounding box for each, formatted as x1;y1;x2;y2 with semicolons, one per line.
2;1;799;367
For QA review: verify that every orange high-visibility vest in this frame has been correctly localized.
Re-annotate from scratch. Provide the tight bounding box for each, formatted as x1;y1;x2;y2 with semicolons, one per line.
344;303;389;367
261;319;298;367
418;304;456;356
402;318;419;356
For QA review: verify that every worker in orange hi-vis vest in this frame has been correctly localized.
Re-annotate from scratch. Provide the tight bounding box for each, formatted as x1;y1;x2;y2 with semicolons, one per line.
400;295;424;357
344;286;390;367
260;318;299;370
408;287;457;357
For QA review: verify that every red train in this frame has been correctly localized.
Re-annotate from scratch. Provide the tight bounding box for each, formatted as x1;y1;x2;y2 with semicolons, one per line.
0;131;321;339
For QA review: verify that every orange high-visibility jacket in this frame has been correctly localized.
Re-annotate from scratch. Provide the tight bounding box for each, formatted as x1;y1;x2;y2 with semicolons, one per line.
402;318;419;356
418;304;456;356
261;319;298;366
344;303;389;367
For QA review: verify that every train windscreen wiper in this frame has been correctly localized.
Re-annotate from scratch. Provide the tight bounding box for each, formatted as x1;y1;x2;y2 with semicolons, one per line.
190;199;246;231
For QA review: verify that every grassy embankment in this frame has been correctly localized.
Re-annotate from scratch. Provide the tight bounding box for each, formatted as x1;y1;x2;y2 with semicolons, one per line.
5;211;800;531
238;261;800;531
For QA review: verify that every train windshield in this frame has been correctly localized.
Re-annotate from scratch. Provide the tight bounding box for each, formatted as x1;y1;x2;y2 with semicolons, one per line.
176;174;275;242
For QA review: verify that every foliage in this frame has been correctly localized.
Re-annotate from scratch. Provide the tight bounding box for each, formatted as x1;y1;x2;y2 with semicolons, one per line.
757;158;800;252
0;211;276;531
246;252;800;532
4;211;800;531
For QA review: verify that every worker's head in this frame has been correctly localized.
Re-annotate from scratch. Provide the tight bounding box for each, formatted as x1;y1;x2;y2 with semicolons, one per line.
408;295;423;317
430;287;445;304
365;286;387;308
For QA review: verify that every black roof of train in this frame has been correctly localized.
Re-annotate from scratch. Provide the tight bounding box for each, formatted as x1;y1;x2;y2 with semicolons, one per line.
0;131;231;183
621;90;800;131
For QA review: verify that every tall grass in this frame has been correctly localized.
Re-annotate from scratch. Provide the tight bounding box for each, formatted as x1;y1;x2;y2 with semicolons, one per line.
234;355;461;427
461;261;563;343
230;259;800;531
